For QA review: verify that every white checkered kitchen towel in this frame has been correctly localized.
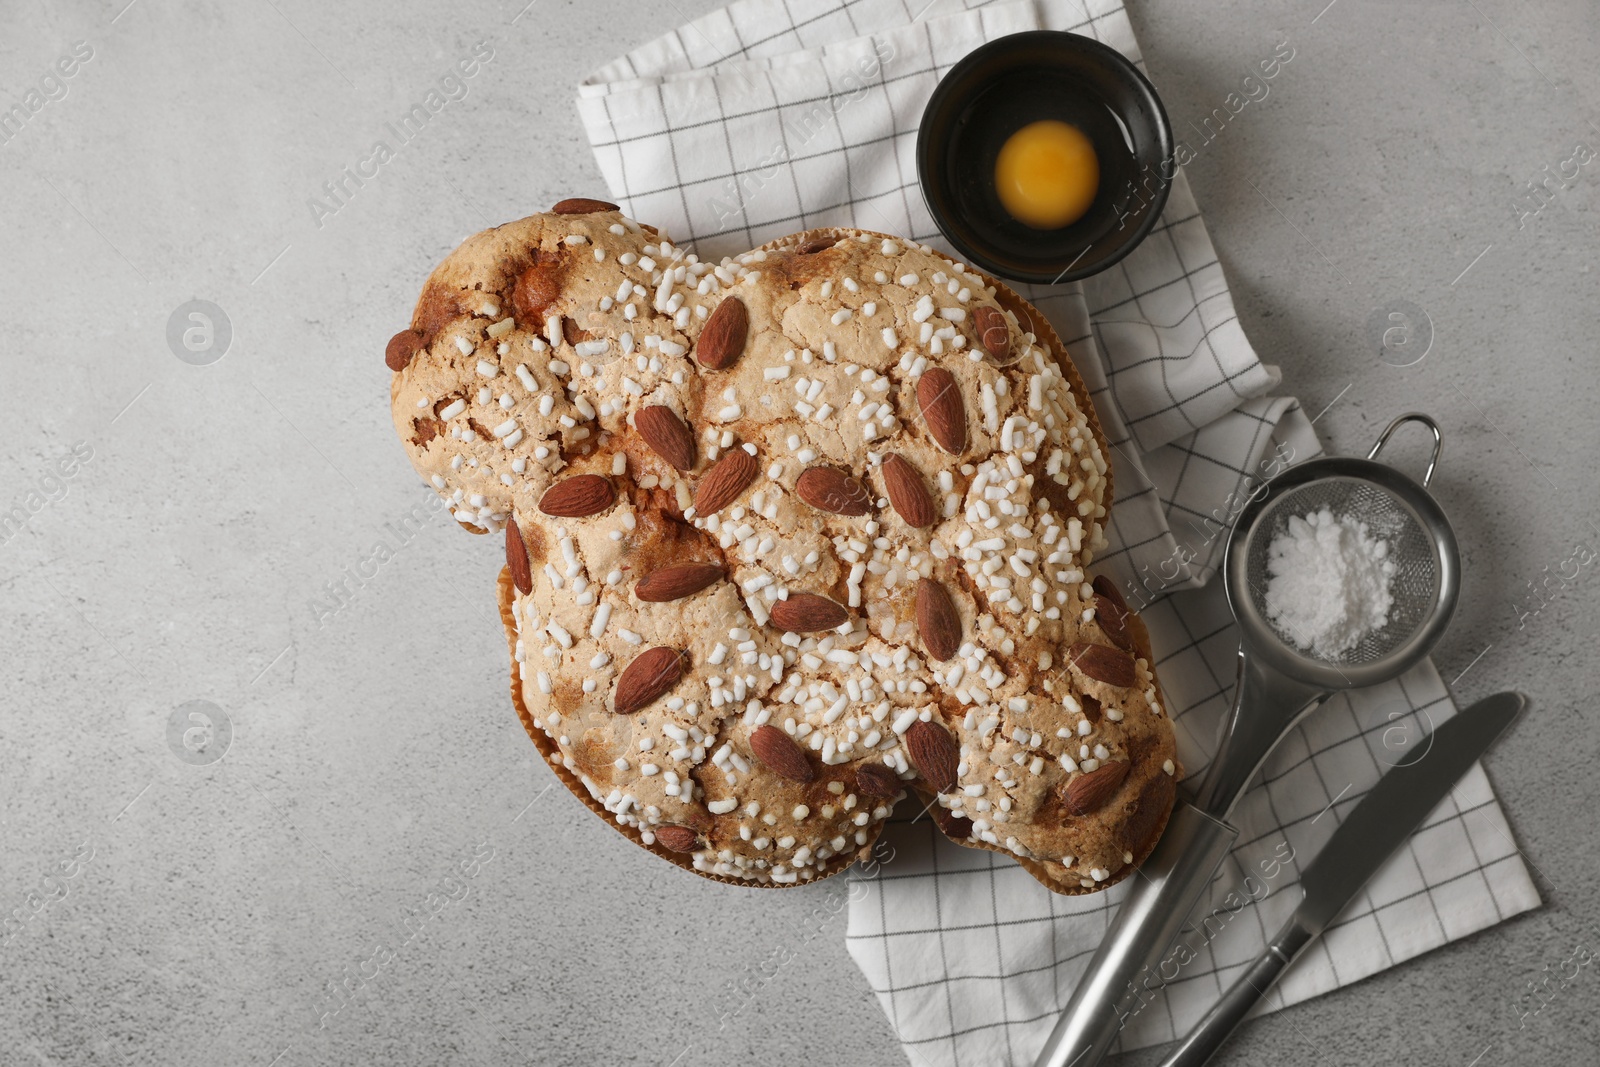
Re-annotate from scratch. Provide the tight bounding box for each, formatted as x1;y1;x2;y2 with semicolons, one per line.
577;2;1541;1064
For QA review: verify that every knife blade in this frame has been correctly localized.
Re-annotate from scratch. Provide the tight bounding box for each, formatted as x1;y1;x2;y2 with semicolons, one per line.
1157;690;1525;1067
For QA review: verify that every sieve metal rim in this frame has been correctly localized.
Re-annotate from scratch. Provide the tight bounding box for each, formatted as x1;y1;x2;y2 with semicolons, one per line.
1221;441;1459;692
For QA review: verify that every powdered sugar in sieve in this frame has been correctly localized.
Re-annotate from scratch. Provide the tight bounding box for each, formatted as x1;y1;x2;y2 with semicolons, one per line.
1263;507;1397;658
1241;474;1442;669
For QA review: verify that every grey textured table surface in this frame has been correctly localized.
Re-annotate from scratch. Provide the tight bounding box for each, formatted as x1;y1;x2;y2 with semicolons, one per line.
1;1;1596;1065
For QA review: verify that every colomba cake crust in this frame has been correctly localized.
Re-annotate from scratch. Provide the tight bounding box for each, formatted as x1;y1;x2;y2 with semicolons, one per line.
387;204;1178;894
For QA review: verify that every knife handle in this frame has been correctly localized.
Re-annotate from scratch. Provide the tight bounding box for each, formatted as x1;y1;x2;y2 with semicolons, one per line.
1031;804;1239;1067
1156;920;1315;1067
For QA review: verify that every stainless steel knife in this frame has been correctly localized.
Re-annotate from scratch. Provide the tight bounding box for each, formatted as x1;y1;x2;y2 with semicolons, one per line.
1157;690;1525;1067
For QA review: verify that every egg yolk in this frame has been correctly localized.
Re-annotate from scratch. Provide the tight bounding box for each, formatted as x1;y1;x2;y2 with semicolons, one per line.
994;119;1100;230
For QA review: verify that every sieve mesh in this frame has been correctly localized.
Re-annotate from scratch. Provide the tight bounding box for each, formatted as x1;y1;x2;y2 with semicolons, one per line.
1244;477;1439;666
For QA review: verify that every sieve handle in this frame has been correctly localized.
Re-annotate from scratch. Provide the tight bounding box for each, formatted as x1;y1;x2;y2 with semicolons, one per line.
1367;412;1442;486
1030;804;1240;1067
1192;651;1328;818
1032;654;1323;1067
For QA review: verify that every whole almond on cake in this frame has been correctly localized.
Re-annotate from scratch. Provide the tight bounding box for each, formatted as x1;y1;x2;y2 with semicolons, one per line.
386;204;1178;894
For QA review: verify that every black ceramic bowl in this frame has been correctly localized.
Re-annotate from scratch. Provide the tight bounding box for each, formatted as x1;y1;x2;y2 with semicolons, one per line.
917;31;1174;284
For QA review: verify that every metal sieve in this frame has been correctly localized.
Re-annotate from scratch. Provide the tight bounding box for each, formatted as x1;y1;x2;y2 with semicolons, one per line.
1241;477;1439;667
1195;412;1458;810
1230;415;1454;676
1035;413;1460;1067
